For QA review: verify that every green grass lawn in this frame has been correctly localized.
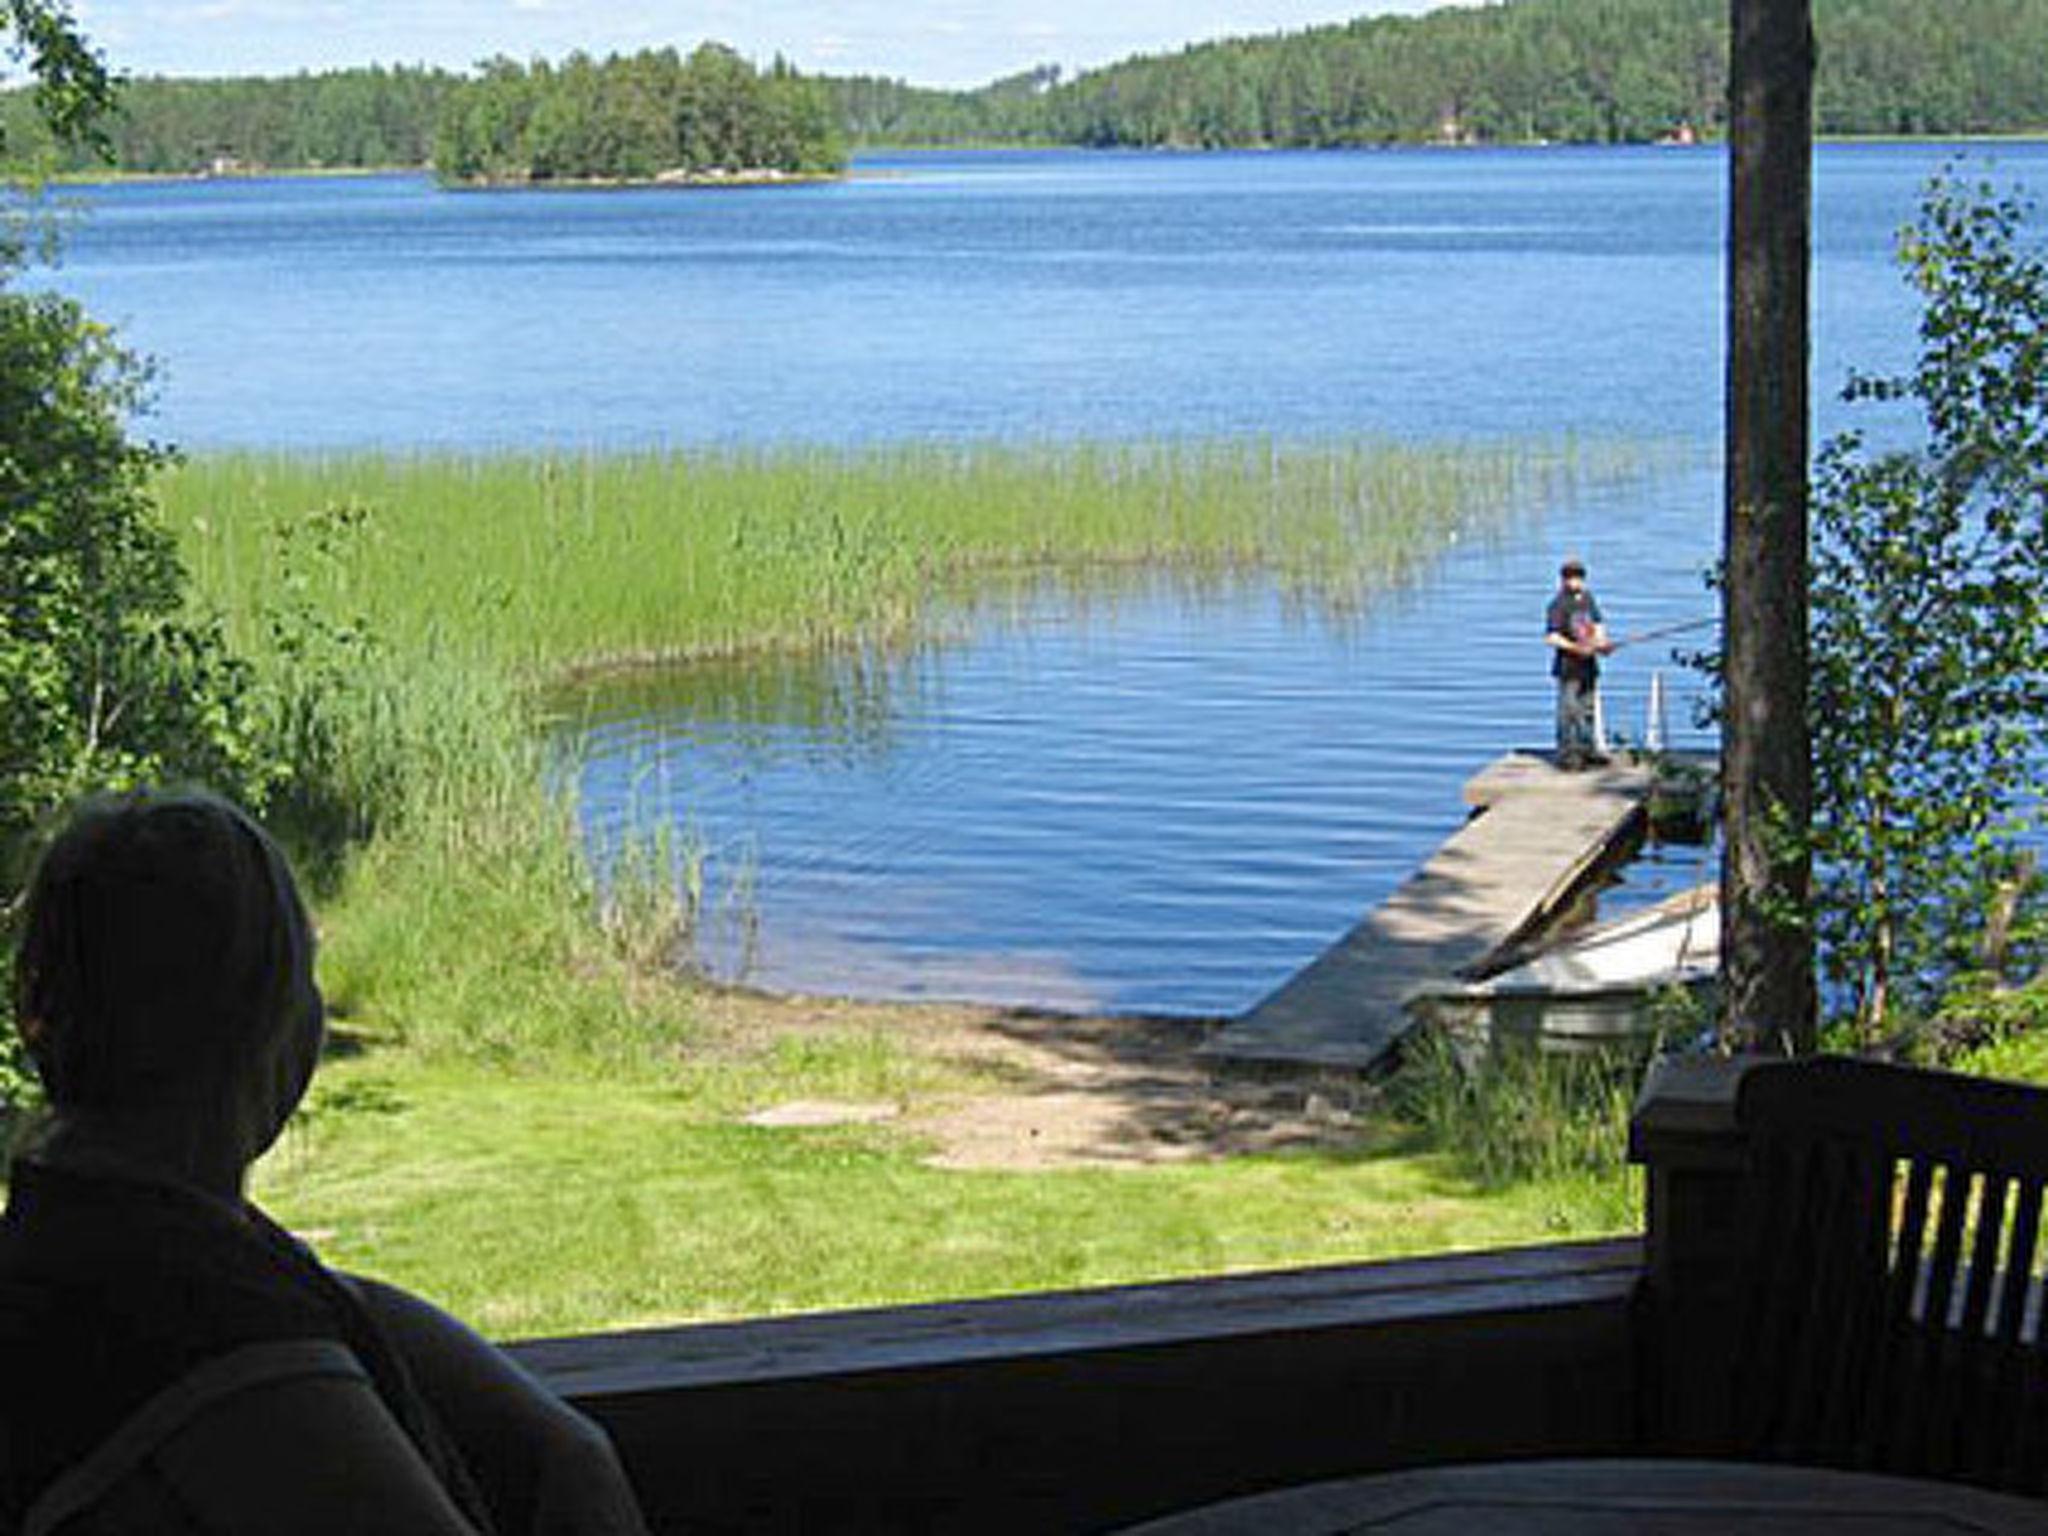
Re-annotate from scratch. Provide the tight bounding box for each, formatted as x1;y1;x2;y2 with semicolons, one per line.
256;1047;1640;1340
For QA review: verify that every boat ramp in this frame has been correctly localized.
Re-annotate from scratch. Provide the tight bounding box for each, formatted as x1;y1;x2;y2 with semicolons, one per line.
1202;751;1708;1072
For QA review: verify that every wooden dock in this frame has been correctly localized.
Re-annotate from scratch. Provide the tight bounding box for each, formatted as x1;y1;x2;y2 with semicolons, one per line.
1202;751;1673;1072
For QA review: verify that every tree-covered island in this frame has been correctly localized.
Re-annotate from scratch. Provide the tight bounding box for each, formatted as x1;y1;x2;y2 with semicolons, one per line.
433;44;845;187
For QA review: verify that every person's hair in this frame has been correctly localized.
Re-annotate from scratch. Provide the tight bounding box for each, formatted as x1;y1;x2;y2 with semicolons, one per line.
1560;558;1587;578
11;790;316;1113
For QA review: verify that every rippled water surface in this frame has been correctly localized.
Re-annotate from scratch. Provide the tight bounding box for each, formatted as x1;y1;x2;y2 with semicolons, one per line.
564;475;1721;1015
40;144;2038;1013
36;143;1999;451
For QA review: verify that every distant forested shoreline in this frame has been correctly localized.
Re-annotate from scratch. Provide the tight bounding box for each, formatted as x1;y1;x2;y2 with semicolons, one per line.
833;0;2048;149
2;0;2042;179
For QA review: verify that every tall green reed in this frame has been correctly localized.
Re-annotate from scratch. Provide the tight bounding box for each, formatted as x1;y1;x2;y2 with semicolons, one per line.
168;437;1669;677
1391;1024;1653;1191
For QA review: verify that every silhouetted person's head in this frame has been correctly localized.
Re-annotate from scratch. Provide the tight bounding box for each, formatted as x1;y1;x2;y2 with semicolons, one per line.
11;790;323;1178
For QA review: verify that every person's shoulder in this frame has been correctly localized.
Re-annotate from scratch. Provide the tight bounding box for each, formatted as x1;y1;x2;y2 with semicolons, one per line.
0;1163;350;1513
0;1266;345;1524
344;1276;651;1534
25;1341;481;1536
5;1171;337;1353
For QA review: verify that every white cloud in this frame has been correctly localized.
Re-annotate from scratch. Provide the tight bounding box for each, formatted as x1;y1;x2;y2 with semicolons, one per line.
71;1;1473;86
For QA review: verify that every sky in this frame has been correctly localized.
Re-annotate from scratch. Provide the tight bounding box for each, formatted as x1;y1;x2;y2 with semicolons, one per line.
66;1;1469;90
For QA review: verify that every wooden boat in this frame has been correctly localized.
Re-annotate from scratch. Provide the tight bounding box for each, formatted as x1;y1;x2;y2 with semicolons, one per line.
1406;884;1718;1049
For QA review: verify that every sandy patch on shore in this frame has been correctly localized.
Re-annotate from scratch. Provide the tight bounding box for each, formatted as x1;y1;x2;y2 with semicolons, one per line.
688;987;1382;1170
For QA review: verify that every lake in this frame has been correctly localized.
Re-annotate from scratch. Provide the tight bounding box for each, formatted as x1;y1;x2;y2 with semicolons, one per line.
33;144;2037;1014
35;145;1982;450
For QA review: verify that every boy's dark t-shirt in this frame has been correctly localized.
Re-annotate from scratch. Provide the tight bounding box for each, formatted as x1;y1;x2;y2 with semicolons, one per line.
1547;589;1604;686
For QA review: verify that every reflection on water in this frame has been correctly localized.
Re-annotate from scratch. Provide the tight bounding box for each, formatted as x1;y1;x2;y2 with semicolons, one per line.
561;471;1722;1017
555;644;930;768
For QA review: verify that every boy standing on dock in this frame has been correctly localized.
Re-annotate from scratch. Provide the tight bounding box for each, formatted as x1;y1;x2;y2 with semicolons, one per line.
1545;557;1612;769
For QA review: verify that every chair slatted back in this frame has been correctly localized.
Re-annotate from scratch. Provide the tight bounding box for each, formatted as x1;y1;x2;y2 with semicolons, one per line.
1731;1056;2048;1496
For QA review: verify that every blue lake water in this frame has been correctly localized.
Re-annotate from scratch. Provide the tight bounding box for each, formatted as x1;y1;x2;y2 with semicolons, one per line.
33;145;1985;450
31;144;2041;1014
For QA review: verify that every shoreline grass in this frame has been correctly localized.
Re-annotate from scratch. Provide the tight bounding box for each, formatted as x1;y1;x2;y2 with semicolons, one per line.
167;436;1671;1335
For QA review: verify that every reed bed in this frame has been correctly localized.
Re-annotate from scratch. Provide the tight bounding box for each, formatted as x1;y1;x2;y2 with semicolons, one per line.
167;437;1662;678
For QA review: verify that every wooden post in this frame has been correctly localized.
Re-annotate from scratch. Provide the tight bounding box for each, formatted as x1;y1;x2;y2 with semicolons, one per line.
1720;0;1816;1053
1628;1054;1758;1453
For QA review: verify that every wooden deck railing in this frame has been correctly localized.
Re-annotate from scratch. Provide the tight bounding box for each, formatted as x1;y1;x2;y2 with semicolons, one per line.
509;1239;1642;1533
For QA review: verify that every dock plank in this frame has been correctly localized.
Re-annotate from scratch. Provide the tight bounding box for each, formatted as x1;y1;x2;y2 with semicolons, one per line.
1202;752;1659;1071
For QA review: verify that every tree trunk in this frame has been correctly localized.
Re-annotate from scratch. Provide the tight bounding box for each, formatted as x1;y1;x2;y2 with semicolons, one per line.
1720;0;1817;1053
1863;871;1891;1050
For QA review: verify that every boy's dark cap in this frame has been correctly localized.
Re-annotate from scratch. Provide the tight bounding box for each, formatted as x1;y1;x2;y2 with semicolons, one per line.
1560;557;1586;577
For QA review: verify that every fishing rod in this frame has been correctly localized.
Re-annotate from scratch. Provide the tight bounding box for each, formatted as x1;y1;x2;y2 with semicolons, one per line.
1607;616;1718;650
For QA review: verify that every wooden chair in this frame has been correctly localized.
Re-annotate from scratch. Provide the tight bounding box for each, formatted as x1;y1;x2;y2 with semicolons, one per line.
1722;1054;2048;1495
